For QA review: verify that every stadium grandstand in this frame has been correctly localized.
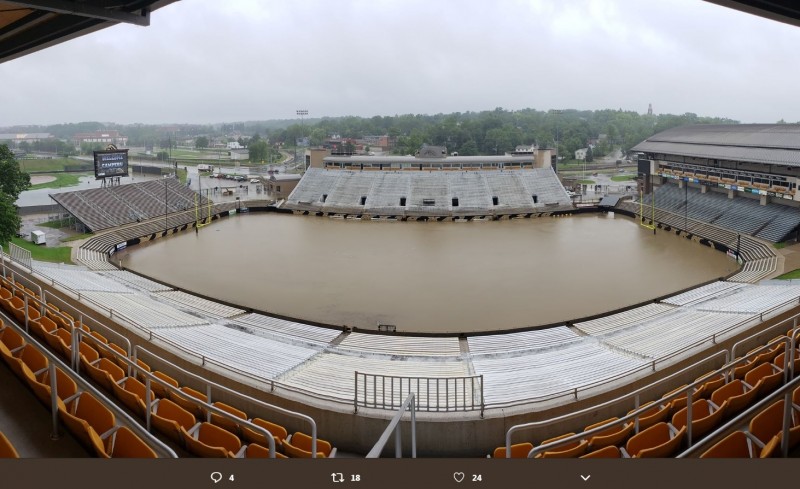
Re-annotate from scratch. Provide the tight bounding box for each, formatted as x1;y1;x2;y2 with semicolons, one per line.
285;146;573;218
630;124;800;242
49;178;210;233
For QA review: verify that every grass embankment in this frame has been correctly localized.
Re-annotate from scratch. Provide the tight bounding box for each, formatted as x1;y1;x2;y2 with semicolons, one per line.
775;269;800;280
18;158;90;172
29;173;83;190
1;237;73;264
611;175;636;182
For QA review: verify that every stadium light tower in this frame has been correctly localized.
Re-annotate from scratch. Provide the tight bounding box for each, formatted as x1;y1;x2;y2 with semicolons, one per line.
550;109;563;173
297;109;308;171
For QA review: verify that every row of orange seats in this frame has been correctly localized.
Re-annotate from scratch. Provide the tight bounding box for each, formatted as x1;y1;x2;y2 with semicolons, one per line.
494;328;799;458
701;386;800;457
0;280;337;459
0;318;158;458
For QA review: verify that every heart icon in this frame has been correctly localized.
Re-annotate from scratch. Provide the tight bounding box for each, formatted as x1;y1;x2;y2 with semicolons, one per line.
453;472;465;483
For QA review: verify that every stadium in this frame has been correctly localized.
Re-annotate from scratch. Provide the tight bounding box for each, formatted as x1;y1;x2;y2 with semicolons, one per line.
1;0;800;470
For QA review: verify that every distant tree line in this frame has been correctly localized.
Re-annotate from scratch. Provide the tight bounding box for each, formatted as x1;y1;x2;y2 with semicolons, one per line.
3;107;745;160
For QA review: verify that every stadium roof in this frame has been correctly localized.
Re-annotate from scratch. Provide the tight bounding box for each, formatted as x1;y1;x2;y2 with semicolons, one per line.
632;124;800;167
0;0;176;64
705;1;800;28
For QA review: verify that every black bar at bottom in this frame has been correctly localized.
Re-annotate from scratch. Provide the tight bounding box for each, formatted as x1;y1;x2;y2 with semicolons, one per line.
0;459;795;489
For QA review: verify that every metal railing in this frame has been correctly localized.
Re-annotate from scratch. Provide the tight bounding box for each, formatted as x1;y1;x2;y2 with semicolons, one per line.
505;318;800;458
9;242;32;271
134;346;318;456
0;309;177;458
354;371;484;416
504;350;729;457
678;372;800;458
366;394;417;458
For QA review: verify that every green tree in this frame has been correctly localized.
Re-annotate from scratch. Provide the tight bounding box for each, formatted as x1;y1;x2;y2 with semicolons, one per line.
585;146;594;163
0;145;31;245
195;136;209;149
248;140;269;162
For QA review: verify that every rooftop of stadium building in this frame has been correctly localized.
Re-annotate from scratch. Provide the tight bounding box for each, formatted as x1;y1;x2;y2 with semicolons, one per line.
633;124;800;167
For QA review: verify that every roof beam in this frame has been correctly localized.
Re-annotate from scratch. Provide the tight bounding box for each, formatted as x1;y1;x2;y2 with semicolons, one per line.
6;1;150;26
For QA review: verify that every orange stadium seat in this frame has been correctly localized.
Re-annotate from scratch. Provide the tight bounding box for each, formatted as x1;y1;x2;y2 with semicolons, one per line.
583;417;633;451
491;442;533;459
774;350;800;377
710;379;759;417
534;432;588;458
150;398;197;444
0;327;25;365
744;362;784;397
0;431;20;458
700;431;754;458
150;371;180;398
59;392;117;457
104;426;157;459
111;377;151;419
210;401;247;435
29;316;57;342
284;432;335;458
629;401;669;430
242;417;288;449
748;399;789;446
671;398;727;439
695;373;725;398
10;344;49;382
625;422;686;458
84;357;125;392
31;366;78;409
181;422;242;458
170;386;207;418
242;443;288;458
579;445;621;458
46;328;72;359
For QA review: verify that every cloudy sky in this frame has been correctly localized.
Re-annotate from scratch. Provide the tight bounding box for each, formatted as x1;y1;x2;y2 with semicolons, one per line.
2;0;799;126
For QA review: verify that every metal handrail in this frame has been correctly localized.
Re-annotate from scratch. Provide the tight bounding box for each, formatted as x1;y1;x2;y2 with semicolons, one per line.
134;345;317;456
505;350;728;457
677;372;800;458
354;371;484;416
366;394;417;458
0;309;177;458
40;289;132;359
509;331;796;458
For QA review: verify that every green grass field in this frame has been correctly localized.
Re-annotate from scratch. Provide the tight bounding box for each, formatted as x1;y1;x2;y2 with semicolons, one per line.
611;175;636;182
2;237;73;264
18;157;89;172
776;269;800;280
29;173;83;190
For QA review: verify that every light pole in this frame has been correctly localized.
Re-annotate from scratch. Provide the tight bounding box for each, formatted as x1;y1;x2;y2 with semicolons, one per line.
550;109;562;172
296;109;308;171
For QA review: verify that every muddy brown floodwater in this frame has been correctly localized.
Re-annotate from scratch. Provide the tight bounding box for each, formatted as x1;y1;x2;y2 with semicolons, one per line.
118;213;737;333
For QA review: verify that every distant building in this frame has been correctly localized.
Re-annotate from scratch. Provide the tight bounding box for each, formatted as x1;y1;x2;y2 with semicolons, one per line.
266;173;302;201
0;132;54;146
229;149;249;160
73;130;127;147
305;148;331;170
226;141;242;150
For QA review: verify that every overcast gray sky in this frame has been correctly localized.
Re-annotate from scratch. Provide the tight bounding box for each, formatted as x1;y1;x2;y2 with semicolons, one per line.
2;0;799;126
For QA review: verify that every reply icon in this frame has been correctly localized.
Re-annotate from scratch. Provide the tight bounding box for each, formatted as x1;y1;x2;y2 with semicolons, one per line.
210;472;223;484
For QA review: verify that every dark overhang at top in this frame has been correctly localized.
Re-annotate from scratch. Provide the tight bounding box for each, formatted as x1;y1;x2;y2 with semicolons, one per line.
632;124;800;167
704;0;800;29
0;0;177;64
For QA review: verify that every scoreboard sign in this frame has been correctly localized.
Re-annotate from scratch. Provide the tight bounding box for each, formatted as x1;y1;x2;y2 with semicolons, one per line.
94;150;129;179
